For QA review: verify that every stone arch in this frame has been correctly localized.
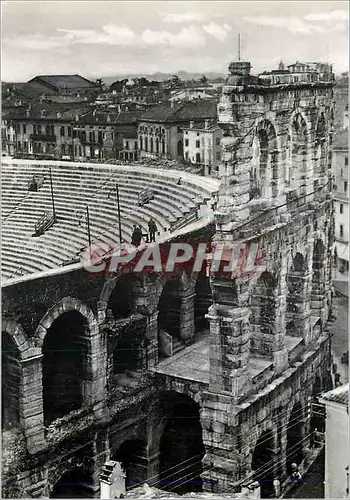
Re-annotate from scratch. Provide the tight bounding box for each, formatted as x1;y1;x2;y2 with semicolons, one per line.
251;428;275;498
99;274;144;323
286;252;307;337
156;391;205;493
1;319;31;356
315;112;327;175
250;271;278;355
286;401;305;471
49;468;94;498
34;298;99;425
251;119;278;199
111;438;148;490
290;113;308;189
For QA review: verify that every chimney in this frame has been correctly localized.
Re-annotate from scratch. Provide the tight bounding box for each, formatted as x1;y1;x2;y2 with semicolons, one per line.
26;109;30;118
56;112;61;119
204;119;210;130
190;121;195;129
40;109;46;118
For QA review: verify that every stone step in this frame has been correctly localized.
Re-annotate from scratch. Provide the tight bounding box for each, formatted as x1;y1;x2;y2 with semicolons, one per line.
172;338;185;355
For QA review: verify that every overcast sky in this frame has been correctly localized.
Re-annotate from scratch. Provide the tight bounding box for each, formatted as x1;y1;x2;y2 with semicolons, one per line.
1;1;348;82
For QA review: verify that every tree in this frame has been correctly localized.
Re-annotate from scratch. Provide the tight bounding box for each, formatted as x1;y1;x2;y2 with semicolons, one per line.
199;75;208;85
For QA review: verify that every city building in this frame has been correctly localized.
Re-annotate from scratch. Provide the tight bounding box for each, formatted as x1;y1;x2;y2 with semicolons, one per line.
334;72;349;132
118;131;138;161
138;99;217;161
27;74;98;98
1;58;335;499
183;120;222;176
169;87;216;102
319;383;349;499
332;129;349;276
3;104;140;162
3;103;89;159
72;109;141;162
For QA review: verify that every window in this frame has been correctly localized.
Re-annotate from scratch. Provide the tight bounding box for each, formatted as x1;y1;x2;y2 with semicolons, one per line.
62;144;66;155
185;139;189;147
340;204;344;214
195;140;200;148
345;156;348;166
340;225;344;238
341;168;343;178
125;141;129;150
60;126;65;137
216;137;221;146
22;124;26;134
46;125;51;136
185;152;189;160
68;126;72;137
344;181;348;192
216;151;221;160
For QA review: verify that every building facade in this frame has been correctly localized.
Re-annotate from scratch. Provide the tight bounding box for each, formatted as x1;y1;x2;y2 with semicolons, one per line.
183;120;223;176
319;383;349;499
138;100;217;161
3;105;139;162
332;129;349;275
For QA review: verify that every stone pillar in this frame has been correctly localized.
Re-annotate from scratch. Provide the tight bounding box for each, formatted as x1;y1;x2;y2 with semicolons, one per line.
179;288;195;344
20;352;46;454
200;391;240;492
89;329;108;421
131;277;160;368
207;304;251;400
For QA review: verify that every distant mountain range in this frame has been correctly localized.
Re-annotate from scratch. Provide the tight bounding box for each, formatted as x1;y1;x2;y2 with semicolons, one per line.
100;71;226;85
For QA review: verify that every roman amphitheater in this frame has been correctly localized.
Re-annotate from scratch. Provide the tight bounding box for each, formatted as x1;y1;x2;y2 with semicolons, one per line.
2;61;335;498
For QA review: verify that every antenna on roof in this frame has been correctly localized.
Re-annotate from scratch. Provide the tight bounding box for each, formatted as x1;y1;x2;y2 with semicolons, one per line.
238;33;241;62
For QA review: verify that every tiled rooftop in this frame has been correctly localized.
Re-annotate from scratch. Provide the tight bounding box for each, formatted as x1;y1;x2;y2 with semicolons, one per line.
28;74;97;90
139;99;218;123
320;383;349;406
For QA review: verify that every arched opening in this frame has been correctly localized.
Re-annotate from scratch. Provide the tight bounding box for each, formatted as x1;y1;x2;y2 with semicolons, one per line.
111;439;148;490
107;275;138;320
156;138;159;154
158;392;205;494
286;402;304;471
2;332;21;431
194;272;212;333
139;136;143;151
251;429;275;498
177;139;183;158
50;469;94;498
250;135;261;199
252;121;277;199
315;113;327;175
113;326;144;375
311;239;325;309
158;278;182;340
43;311;89;425
291;114;308;188
250;272;277;354
310;376;325;437
286;253;306;336
150;137;154;153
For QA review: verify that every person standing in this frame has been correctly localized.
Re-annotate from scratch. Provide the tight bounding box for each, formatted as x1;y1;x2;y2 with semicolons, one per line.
148;218;158;243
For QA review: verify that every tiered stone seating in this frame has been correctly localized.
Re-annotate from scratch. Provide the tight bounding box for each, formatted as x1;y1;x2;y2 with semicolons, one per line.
1;161;219;280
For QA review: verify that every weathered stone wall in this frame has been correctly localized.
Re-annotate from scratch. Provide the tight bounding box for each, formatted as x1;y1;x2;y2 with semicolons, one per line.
2;65;335;498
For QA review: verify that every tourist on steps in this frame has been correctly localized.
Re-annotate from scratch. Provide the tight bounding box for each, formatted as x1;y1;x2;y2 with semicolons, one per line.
148;218;158;243
131;225;142;247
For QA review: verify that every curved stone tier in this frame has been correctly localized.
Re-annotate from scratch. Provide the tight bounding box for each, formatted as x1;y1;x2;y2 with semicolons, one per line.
1;159;219;280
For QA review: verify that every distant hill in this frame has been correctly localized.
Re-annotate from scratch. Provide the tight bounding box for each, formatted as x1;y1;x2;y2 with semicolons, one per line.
100;71;226;85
